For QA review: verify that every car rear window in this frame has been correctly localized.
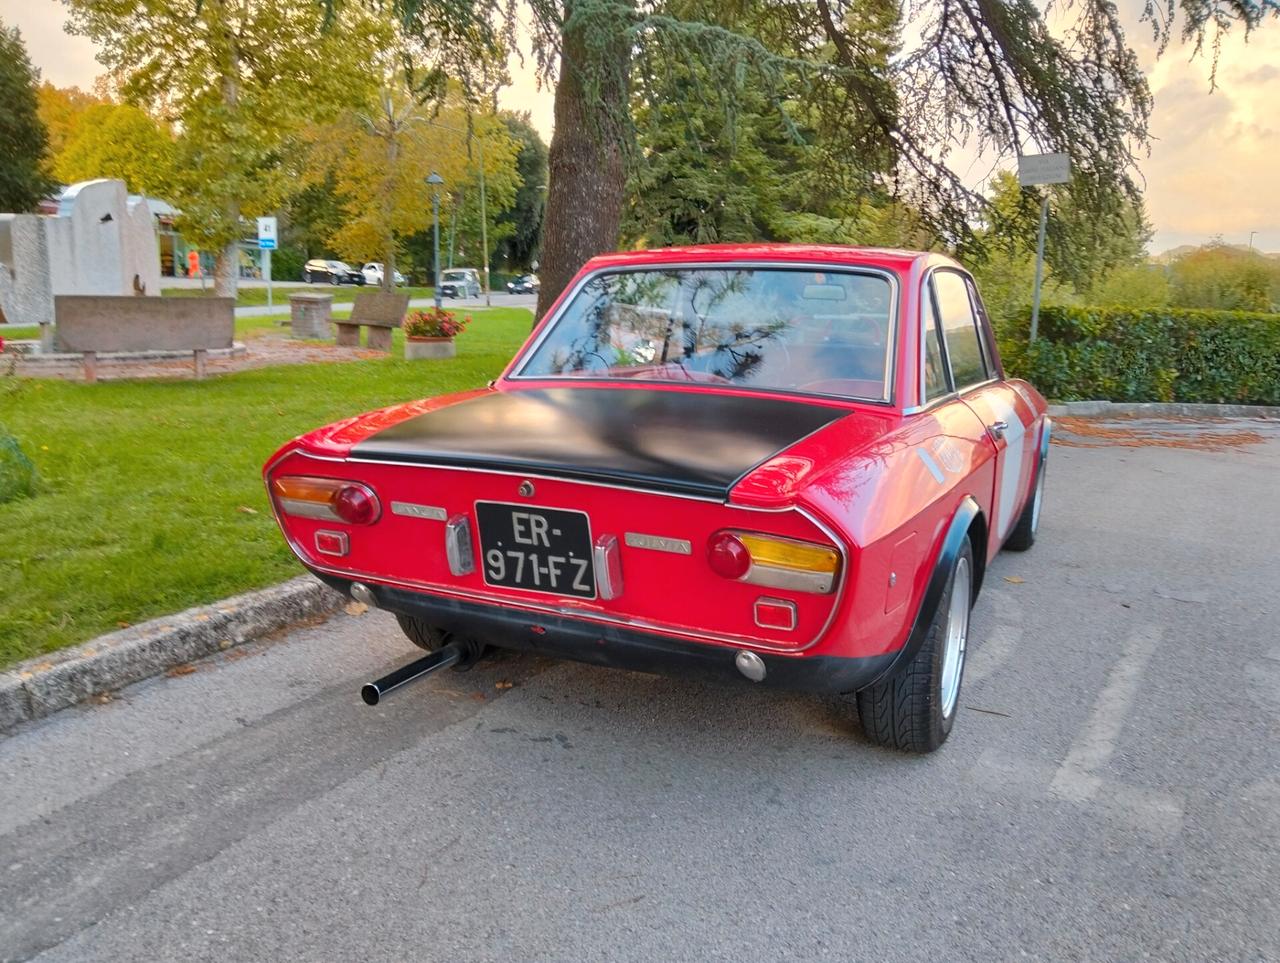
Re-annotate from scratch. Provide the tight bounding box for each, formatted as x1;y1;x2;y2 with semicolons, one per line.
515;266;894;402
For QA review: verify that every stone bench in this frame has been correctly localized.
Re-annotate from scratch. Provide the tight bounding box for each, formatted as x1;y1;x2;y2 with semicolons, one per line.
336;292;409;351
54;295;235;382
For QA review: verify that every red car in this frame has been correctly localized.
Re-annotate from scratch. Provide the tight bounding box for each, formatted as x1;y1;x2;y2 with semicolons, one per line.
264;244;1049;752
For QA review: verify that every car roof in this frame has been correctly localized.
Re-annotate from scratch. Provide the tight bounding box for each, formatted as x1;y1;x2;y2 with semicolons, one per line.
581;242;961;274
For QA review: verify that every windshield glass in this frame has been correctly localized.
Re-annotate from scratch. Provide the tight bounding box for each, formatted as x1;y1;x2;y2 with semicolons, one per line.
516;267;894;401
442;271;467;281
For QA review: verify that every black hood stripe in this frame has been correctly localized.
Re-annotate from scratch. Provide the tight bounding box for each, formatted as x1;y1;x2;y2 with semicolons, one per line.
349;387;844;498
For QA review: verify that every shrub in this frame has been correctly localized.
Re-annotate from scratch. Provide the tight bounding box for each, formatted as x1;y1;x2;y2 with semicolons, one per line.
404;307;471;339
998;306;1280;405
0;430;38;504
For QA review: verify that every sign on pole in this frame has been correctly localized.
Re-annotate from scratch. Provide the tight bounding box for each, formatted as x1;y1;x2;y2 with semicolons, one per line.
1017;153;1071;187
1017;154;1071;340
256;216;278;250
257;217;278;311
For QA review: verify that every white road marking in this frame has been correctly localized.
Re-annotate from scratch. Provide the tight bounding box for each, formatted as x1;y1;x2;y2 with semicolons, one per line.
965;589;1022;685
1050;624;1164;803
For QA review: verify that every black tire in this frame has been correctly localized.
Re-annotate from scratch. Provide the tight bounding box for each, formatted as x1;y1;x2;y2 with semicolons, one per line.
855;536;974;753
1004;456;1046;552
395;613;450;652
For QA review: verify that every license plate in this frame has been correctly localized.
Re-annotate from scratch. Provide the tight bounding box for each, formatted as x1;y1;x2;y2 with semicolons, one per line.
475;502;596;599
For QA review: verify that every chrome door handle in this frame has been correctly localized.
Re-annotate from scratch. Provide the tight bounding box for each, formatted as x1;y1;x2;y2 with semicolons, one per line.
988;420;1009;440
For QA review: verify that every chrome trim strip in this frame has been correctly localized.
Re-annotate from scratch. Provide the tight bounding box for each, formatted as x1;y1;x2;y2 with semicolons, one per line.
624;532;692;555
391;501;447;521
278;497;339;521
744;562;835;594
263;448;851;653
505;260;900;407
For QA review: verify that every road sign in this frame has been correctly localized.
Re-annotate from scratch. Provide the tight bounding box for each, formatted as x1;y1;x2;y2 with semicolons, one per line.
257;216;278;250
1017;153;1071;187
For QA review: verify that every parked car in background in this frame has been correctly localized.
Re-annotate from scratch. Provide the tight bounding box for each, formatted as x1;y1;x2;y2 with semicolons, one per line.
438;268;481;299
264;243;1050;754
303;259;366;285
362;263;407;287
506;274;540;295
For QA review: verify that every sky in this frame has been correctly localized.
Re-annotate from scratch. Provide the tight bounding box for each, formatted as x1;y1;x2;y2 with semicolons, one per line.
2;1;1275;255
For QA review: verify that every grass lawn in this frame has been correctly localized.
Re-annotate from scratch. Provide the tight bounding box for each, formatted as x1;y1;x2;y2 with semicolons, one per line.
162;285;435;308
0;306;532;668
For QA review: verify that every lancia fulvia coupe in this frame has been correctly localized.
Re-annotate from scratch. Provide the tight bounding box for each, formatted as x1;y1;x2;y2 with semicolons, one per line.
264;244;1049;752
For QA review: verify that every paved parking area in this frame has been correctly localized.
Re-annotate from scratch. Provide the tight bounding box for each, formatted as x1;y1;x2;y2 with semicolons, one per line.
2;416;1278;961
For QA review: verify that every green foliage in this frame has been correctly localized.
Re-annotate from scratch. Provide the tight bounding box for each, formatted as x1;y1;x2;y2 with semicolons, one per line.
0;306;532;666
1168;243;1280;312
0;430;39;504
999;306;1280;405
53;103;177;196
0;22;56;212
492;112;548;270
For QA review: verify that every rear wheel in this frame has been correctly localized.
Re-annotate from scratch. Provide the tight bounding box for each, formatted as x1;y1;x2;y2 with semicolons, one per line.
1004;456;1046;552
395;613;448;652
855;537;973;753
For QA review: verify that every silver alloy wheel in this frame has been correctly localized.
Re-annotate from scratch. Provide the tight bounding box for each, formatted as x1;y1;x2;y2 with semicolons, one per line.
1031;465;1046;533
939;556;971;719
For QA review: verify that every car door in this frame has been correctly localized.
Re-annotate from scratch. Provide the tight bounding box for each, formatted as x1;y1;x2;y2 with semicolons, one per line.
930;269;1037;545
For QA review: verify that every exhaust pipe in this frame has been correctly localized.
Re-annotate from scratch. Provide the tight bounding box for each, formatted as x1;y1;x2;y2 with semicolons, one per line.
361;642;464;706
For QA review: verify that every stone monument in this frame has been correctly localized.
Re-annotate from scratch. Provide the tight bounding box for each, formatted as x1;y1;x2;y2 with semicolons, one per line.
0;179;162;350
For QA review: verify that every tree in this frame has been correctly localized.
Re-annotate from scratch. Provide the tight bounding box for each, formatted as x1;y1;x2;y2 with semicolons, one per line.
1169;243;1279;312
388;0;1276;316
68;0;388;297
36;83;107;175
53;104;177;197
0;22;55;212
492;112;549;271
305;81;519;292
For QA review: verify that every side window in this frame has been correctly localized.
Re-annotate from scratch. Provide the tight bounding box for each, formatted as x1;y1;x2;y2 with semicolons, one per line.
921;289;950;402
933;271;989;391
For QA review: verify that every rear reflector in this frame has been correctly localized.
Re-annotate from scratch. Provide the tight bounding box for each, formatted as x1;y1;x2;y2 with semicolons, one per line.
314;530;349;556
706;530;840;594
754;597;798;631
271;476;381;525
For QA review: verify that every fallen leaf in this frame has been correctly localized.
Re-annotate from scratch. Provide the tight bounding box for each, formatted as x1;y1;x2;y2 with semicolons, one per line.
236;505;258;515
471;692;486;702
495;680;513;690
167;664;197;677
195;613;210;621
344;601;368;616
1003;575;1025;584
117;621;131;629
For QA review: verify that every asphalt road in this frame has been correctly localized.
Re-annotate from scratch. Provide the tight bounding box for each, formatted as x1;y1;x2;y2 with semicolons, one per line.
3;416;1279;962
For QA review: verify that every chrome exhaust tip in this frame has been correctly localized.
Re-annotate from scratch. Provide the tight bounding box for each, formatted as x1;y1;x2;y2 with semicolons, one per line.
350;582;377;608
734;650;767;683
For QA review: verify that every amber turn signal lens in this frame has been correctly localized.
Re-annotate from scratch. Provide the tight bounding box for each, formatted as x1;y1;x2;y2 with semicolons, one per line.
706;529;840;594
271;476;381;525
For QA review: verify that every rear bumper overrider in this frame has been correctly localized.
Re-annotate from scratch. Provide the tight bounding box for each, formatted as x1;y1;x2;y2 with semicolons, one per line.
315;573;893;695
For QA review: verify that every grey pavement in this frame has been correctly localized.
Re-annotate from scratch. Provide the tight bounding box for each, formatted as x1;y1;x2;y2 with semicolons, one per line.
3;417;1279;961
234;291;536;318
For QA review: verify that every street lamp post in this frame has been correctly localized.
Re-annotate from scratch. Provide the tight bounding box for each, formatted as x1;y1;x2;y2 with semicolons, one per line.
427;120;490;306
1249;231;1257;251
427;171;444;310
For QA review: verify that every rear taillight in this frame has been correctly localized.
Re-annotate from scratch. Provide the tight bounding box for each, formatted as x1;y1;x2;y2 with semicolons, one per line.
271;476;382;525
706;530;840;594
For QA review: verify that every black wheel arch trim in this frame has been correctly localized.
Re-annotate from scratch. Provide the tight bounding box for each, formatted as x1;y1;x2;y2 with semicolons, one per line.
860;495;982;691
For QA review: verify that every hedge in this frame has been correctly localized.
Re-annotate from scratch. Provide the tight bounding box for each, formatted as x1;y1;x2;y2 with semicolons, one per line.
998;306;1280;405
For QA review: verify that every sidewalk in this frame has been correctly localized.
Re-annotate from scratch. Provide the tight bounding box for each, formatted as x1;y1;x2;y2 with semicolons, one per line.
234;292;536;318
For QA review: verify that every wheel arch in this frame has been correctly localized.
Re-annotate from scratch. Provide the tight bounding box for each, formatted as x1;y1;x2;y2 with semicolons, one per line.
858;495;982;691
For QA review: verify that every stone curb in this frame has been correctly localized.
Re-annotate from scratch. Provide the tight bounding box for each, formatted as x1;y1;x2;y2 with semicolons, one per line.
1047;400;1280;419
0;575;345;733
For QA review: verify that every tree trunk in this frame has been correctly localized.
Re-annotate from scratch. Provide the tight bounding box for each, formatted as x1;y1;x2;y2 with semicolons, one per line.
214;18;240;302
381;124;398;294
534;0;633;320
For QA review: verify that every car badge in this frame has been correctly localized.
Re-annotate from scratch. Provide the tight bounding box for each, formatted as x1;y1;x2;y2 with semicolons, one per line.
518;480;536;497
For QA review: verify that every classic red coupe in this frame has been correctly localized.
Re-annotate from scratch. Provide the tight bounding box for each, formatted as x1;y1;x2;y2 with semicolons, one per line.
264;244;1049;752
